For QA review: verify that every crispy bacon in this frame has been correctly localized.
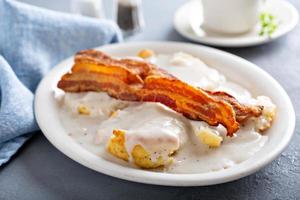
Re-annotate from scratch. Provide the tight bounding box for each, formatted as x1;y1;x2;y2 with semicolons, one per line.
206;91;263;123
57;50;263;136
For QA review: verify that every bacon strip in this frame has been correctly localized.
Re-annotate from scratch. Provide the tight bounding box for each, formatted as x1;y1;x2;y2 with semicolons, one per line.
58;50;263;136
206;91;263;123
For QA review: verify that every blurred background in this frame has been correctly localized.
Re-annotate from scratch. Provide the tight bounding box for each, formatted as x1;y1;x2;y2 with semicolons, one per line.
17;0;115;18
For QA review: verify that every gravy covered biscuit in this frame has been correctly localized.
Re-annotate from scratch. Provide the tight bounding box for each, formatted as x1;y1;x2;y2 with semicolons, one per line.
97;103;187;168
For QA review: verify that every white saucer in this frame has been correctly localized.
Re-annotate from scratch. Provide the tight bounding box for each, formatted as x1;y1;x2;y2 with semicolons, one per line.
174;0;299;47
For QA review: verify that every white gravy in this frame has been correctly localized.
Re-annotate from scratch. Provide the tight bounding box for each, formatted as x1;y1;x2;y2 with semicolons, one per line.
57;52;272;173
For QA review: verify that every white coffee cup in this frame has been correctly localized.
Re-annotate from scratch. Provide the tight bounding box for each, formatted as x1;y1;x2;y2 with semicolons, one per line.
201;0;262;34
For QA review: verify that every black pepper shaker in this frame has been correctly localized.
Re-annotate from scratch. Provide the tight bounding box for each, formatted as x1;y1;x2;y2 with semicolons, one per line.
116;0;145;36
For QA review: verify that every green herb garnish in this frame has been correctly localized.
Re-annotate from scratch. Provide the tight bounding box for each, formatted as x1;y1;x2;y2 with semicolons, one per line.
259;12;278;37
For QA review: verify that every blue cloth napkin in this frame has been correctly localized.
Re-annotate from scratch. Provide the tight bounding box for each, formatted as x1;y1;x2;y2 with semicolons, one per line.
0;0;122;165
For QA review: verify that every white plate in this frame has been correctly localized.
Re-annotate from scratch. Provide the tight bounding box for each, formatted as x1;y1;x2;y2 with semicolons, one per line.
174;0;299;47
35;42;295;186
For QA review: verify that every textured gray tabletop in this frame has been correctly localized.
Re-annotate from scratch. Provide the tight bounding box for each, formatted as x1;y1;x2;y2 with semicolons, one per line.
1;0;300;199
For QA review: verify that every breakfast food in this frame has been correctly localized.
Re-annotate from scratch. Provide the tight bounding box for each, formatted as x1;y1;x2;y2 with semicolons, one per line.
56;49;276;172
108;129;170;169
99;103;187;168
58;50;263;136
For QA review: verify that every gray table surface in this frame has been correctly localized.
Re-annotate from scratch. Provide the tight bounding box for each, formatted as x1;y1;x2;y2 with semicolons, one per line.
1;0;300;199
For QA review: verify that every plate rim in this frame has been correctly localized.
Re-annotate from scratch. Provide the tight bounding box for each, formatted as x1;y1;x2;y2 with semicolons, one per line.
35;41;296;186
173;0;299;47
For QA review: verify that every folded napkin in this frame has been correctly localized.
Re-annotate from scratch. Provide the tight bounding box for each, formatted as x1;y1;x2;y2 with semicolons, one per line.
0;0;122;165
